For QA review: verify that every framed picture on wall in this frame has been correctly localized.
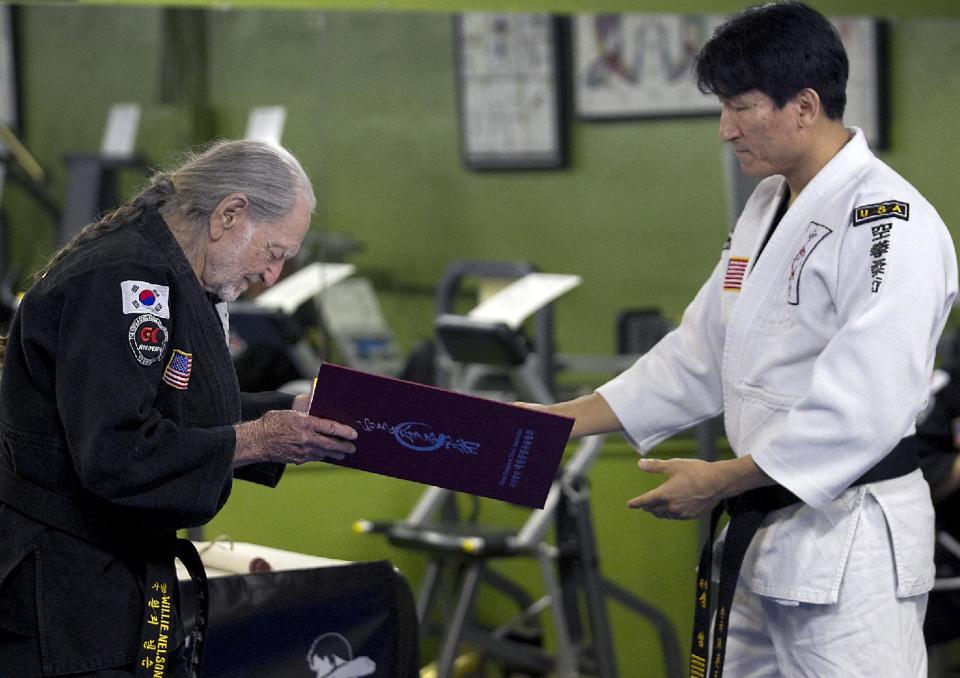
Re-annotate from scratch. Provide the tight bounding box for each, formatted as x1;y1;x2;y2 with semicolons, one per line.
454;13;565;170
573;14;888;148
0;6;16;130
832;17;888;149
572;14;726;120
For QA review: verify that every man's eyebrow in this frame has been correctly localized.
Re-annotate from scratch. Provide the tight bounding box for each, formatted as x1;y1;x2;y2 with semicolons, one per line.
267;241;297;258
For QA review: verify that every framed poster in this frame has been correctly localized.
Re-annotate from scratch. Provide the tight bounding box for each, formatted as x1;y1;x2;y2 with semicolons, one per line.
573;14;725;119
832;17;888;149
0;4;14;275
0;6;15;130
573;13;888;148
455;13;565;170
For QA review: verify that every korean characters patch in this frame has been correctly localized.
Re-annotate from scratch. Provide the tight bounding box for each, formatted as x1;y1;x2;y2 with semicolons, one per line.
852;199;909;295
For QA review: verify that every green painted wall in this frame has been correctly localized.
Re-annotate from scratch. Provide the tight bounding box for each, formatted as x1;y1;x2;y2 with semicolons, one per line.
12;7;960;355
7;5;960;677
67;0;960;17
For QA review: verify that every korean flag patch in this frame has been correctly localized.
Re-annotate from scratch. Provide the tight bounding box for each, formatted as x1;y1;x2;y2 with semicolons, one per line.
122;280;170;319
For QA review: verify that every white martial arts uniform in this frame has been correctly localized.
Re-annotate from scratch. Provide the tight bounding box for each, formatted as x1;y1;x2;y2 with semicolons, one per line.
598;129;958;677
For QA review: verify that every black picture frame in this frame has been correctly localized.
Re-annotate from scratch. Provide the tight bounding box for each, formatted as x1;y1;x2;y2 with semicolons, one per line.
833;16;889;150
572;14;889;149
454;13;566;170
572;14;726;121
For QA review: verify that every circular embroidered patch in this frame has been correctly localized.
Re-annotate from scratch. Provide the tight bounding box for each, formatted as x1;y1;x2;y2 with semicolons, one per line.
128;314;169;366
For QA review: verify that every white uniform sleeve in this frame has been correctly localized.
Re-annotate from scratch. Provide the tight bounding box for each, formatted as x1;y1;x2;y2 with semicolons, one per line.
754;194;958;508
597;258;727;452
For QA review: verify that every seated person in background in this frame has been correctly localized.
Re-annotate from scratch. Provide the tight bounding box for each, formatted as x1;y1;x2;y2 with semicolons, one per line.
0;139;358;677
918;333;960;512
917;330;960;646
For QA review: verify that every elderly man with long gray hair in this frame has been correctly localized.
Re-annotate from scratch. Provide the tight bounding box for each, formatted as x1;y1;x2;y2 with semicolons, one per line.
0;139;357;677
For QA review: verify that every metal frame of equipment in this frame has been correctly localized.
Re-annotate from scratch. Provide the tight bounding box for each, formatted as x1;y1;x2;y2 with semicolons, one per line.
357;260;682;678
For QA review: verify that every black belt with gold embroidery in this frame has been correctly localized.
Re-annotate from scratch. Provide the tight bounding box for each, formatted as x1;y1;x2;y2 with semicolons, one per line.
689;436;919;678
0;463;208;678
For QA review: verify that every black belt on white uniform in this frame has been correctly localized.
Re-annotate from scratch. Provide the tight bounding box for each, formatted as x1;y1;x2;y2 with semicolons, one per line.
0;463;208;678
689;436;919;678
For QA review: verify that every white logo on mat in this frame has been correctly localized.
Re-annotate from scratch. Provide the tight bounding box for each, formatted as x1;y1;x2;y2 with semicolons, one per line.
306;632;376;678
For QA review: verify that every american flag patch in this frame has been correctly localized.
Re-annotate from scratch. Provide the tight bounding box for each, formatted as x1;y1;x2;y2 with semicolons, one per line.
723;257;749;291
162;350;193;390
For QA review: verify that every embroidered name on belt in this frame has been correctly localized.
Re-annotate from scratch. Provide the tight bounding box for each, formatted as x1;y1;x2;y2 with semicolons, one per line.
139;581;173;676
852;200;909;226
723;257;749;291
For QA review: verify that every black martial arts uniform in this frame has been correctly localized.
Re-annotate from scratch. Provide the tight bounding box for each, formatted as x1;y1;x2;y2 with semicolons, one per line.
0;208;292;676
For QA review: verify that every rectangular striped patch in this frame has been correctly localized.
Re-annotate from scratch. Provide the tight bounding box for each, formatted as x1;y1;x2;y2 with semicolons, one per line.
723;257;749;291
162;349;193;390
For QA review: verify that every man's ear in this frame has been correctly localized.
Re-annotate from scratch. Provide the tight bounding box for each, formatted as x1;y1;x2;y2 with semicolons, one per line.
208;193;249;241
794;88;822;129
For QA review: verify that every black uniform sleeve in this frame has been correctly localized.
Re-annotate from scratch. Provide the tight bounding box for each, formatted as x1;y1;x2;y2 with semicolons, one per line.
233;462;285;487
47;264;236;526
240;391;295;420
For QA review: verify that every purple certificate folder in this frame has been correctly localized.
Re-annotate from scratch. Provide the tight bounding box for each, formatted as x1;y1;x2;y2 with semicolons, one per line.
309;363;573;508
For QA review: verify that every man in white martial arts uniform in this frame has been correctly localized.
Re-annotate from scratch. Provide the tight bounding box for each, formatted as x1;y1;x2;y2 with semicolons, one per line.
534;2;958;676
